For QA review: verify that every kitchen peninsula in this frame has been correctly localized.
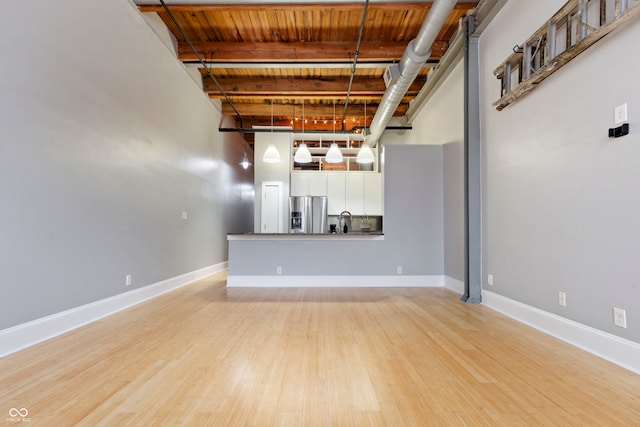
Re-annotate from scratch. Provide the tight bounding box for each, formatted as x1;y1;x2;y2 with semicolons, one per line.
227;143;451;288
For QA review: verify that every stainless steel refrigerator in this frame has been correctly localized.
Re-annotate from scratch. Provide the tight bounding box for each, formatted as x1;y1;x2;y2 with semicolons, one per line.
289;196;328;234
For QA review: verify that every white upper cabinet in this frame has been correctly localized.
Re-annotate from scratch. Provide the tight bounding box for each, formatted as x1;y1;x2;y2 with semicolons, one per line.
327;173;346;214
325;172;382;216
364;173;383;215
345;174;364;214
290;172;328;196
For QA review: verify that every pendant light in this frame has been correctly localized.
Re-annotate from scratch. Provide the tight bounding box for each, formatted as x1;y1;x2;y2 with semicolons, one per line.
356;100;375;164
294;100;312;163
263;99;281;163
239;152;252;169
325;102;343;163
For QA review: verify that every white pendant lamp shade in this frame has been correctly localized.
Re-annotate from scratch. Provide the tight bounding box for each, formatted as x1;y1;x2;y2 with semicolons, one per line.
356;144;375;164
294;143;312;163
263;144;281;163
325;143;343;163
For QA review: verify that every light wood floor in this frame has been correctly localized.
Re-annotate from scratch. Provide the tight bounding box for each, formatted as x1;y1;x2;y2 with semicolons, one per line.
1;272;639;426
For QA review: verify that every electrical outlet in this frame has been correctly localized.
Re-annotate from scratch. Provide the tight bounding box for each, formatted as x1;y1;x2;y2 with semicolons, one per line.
125;274;132;287
276;266;282;275
181;211;188;220
487;274;493;286
614;103;628;125
558;291;566;307
613;307;627;328
397;266;403;275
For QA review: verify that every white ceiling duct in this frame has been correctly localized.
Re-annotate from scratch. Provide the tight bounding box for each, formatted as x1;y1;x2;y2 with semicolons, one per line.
365;0;458;146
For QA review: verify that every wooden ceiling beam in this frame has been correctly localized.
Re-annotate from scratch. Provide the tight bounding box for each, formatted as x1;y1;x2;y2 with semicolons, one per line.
139;3;477;13
179;41;448;63
203;77;423;96
220;102;406;117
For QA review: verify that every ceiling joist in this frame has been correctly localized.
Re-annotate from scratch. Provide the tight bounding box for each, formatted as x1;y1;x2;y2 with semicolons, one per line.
203;77;424;96
178;41;448;63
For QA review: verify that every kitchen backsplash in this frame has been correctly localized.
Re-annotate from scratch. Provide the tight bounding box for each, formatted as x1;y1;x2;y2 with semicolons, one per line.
328;215;383;233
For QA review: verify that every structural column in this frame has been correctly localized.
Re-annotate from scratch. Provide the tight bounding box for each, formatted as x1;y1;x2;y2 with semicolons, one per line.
462;14;482;304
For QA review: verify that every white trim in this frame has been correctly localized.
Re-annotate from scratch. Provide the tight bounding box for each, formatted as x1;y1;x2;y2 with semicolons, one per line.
227;274;445;288
444;276;465;294
483;290;640;375
0;262;227;358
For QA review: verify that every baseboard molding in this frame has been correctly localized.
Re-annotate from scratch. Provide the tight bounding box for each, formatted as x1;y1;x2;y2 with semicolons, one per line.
0;262;227;358
483;289;640;375
444;276;465;294
227;274;446;288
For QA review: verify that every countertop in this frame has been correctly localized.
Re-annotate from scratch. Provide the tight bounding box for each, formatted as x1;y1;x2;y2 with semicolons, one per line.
227;232;384;241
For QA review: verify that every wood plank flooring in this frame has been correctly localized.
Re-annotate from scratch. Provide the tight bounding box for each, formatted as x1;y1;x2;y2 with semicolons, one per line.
1;271;639;426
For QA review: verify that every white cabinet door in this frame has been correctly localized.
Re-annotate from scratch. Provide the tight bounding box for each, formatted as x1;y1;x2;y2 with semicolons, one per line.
308;174;328;196
364;173;382;215
291;173;328;196
290;173;308;196
327;173;346;215
295;172;381;216
345;173;364;215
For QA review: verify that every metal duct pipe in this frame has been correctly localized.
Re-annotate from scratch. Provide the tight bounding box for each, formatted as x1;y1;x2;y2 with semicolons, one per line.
365;0;458;146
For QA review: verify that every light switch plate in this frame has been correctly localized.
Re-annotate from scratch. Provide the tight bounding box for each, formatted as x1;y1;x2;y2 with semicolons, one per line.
614;103;628;125
558;291;566;307
613;307;627;328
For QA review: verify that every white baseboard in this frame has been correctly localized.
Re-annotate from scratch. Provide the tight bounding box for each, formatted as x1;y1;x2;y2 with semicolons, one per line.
0;262;227;358
483;289;640;375
227;274;446;288
444;276;465;294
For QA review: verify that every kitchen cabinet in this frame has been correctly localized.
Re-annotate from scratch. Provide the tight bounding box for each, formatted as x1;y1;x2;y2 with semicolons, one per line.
364;173;383;215
290;172;327;196
345;174;364;214
326;172;382;215
327;173;346;214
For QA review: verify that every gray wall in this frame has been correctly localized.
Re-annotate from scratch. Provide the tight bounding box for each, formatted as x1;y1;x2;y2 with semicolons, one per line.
0;0;253;329
383;144;444;275
443;141;464;281
406;61;466;281
480;0;640;342
230;144;444;276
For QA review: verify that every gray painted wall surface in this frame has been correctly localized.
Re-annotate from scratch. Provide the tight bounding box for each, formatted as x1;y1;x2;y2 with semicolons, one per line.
443;142;464;281
0;0;253;329
481;0;640;342
230;144;444;276
383;145;444;274
410;60;465;282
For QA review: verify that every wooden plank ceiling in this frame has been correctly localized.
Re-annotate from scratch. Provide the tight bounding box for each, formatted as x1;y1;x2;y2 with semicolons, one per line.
137;2;477;140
